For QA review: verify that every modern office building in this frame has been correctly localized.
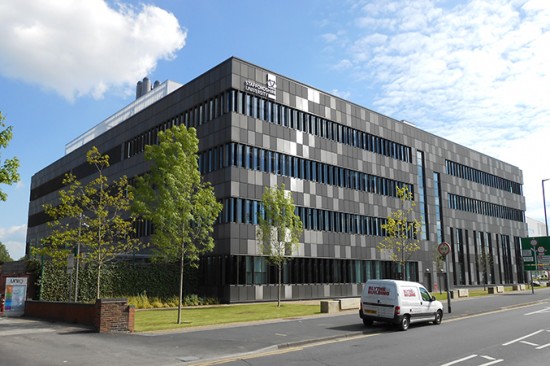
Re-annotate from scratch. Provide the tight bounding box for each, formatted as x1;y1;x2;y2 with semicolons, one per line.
27;57;528;302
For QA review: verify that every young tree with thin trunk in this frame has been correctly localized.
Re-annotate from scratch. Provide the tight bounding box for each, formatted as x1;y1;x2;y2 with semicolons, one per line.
0;111;20;201
132;124;222;324
36;147;142;300
377;185;421;280
257;184;303;307
476;252;493;290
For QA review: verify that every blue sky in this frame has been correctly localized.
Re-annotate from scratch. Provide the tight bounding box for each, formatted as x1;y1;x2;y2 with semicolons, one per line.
0;0;549;260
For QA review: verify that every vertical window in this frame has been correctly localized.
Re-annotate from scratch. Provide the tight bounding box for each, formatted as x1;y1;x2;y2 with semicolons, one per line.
273;104;279;124
266;151;272;173
274;152;279;174
259;149;265;171
244;200;251;224
279;153;286;176
252;147;258;170
416;150;428;240
267;101;273;123
235;198;242;223
235;143;242;167
228;198;235;222
434;172;444;244
244;94;251;116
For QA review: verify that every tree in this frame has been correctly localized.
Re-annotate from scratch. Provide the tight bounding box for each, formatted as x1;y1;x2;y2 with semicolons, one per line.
35;147;143;300
0;111;20;201
257;184;303;307
0;241;13;262
377;185;421;280
476;252;494;290
132;124;222;324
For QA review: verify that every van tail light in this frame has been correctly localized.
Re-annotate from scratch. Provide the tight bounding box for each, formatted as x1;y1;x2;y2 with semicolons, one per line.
394;306;401;315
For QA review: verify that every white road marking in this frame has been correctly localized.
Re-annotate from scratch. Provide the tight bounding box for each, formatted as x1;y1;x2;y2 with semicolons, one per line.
441;354;503;366
440;354;477;366
536;343;550;350
502;329;544;346
478;358;503;366
524;307;550;316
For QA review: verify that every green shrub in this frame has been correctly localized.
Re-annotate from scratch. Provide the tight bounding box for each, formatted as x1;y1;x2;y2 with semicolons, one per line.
183;294;200;306
38;260;204;304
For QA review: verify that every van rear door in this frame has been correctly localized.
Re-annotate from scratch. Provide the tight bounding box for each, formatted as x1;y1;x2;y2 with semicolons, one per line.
362;282;396;320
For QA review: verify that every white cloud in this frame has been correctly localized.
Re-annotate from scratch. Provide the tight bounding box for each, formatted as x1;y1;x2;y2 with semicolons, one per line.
331;89;352;100
0;224;27;260
333;59;354;70
0;0;186;101
332;0;550;221
322;33;338;43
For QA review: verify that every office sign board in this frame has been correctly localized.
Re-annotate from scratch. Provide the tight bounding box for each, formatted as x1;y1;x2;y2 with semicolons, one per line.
521;236;550;271
4;277;28;317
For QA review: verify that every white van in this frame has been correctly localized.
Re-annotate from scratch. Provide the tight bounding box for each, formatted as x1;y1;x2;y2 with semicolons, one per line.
359;279;443;331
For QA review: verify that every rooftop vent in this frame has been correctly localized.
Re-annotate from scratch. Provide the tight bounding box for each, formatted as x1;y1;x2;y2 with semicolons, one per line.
136;77;160;99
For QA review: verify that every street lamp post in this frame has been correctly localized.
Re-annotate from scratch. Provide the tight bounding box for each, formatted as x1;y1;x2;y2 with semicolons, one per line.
543;179;549;237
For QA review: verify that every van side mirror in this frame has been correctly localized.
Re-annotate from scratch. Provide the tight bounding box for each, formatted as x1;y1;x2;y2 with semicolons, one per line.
431;295;436;301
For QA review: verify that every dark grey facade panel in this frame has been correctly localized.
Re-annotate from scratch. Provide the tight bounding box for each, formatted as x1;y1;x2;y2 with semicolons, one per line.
27;57;528;302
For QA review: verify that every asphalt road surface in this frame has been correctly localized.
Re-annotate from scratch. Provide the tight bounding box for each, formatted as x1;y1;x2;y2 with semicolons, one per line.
0;288;549;366
216;302;550;366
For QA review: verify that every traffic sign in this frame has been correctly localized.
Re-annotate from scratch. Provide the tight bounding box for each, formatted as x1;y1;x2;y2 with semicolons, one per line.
438;242;451;257
521;236;550;271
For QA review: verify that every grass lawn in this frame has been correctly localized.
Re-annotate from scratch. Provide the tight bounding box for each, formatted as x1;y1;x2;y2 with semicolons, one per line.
432;286;531;301
135;303;320;332
136;286;537;332
432;289;489;301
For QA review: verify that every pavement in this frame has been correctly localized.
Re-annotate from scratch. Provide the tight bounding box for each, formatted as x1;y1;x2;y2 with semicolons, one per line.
1;287;549;366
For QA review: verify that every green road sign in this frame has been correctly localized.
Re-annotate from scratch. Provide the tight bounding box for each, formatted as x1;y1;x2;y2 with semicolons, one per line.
521;236;550;271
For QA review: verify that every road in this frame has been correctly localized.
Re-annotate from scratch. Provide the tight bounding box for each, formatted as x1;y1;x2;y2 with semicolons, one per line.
0;288;549;366
216;303;550;366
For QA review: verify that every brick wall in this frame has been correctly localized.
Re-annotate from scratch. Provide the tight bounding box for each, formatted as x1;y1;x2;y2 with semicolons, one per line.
95;299;135;333
25;300;96;325
24;299;134;333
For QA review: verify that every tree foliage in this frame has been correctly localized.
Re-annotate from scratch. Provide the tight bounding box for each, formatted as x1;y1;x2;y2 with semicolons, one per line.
0;111;20;201
35;146;143;299
0;240;13;262
476;251;494;290
377;185;421;280
132;124;222;323
257;183;303;307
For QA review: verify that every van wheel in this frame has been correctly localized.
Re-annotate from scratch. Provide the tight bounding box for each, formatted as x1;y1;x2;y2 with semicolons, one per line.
399;315;410;331
433;310;443;325
363;318;373;327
